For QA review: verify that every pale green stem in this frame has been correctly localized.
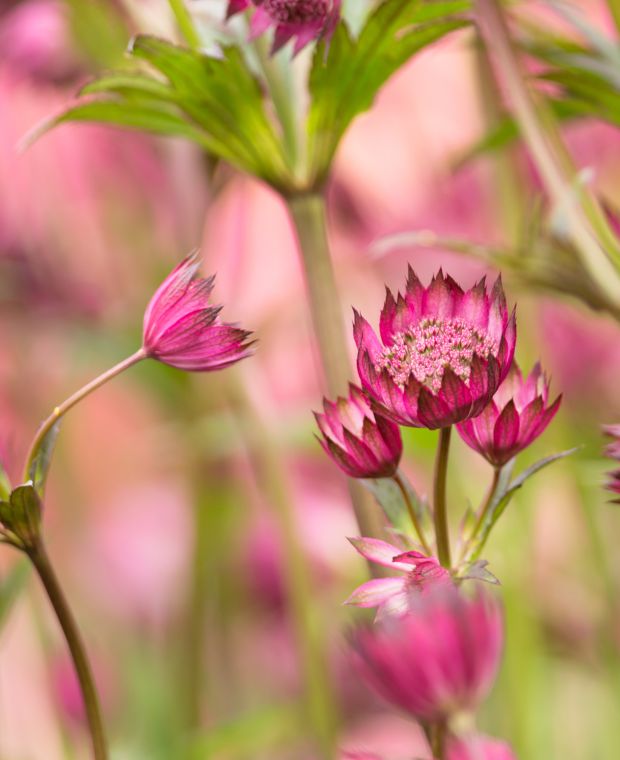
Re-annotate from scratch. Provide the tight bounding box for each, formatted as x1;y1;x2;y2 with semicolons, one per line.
168;0;201;48
476;0;620;304
393;472;432;555
463;466;501;563
227;373;338;758
29;540;108;760
287;192;385;541
433;427;452;569
605;0;620;44
24;350;146;483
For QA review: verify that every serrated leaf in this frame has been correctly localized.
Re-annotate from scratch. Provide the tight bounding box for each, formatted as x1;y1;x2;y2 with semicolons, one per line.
307;0;469;184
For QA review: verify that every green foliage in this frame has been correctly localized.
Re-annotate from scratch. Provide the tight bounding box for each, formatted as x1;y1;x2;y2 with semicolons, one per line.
306;0;469;185
0;484;43;549
27;420;60;496
364;470;432;541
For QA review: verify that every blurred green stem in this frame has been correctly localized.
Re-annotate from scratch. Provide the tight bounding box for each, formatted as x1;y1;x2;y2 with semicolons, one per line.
476;0;620;304
29;540;108;760
228;373;338;759
431;720;447;760
393;473;432;555
463;466;501;562
287;193;384;541
433;427;452;568
24;350;145;483
606;0;620;38
168;0;201;48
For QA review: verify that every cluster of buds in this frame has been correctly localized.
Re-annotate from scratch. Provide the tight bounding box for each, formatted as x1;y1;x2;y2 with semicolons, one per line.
315;268;564;758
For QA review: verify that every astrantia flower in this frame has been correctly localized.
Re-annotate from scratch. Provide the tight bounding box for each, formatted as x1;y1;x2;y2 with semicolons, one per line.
345;537;450;619
603;424;620;502
456;362;560;467
315;385;402;479
226;0;340;55
448;735;518;760
354;269;516;429
352;587;503;722
142;254;253;371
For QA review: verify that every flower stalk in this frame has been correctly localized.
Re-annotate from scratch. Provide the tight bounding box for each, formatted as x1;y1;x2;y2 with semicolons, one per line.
433;427;452;569
392;472;432;555
287;192;385;540
464;465;501;563
28;539;108;760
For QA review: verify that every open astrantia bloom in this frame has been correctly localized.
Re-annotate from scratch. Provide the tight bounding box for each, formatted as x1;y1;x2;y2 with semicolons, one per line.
354;269;516;429
457;362;561;467
142;254;254;371
352;587;503;723
345;537;450;620
226;0;340;55
315;385;402;479
448;735;518;760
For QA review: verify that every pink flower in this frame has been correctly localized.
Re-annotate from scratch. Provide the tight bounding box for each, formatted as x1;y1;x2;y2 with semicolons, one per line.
355;269;516;429
341;754;383;760
315;385;402;479
603;424;620;502
142;253;253;371
448;735;518;760
456;362;561;467
345;537;450;619
226;0;341;55
352;587;503;722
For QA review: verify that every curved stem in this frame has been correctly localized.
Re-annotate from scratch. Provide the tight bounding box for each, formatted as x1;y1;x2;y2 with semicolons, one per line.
29;540;108;760
476;0;620;304
24;350;145;482
287;193;385;540
463;466;501;562
433;427;452;569
393;472;432;556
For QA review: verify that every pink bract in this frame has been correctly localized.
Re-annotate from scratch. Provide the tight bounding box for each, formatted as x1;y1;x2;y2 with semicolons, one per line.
226;0;341;55
603;424;620;502
354;269;516;429
456;362;561;467
352;587;503;722
315;385;402;479
345;537;450;619
142;253;254;371
448;734;518;760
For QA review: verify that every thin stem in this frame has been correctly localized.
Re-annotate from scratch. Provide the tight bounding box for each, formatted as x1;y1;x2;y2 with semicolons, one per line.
463;466;501;563
29;540;108;760
287;192;384;541
431;720;447;760
606;0;620;42
433;427;452;569
393;472;432;556
24;350;146;482
476;0;620;304
168;0;202;48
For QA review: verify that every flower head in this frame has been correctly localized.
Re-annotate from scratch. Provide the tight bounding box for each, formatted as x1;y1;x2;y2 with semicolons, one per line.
315;385;402;479
226;0;340;55
142;253;253;371
448;735;518;760
603;424;620;502
355;269;516;429
345;537;450;619
456;362;560;467
352;587;503;722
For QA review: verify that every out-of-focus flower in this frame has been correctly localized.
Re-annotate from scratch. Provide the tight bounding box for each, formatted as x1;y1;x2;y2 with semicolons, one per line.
315;385;402;479
226;0;340;55
341;753;383;760
456;362;561;467
352;587;503;722
142;253;254;371
603;424;620;502
355;269;516;429
448;734;518;760
345;537;450;619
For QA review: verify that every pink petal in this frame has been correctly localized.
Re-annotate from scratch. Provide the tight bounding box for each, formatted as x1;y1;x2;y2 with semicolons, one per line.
492;400;520;453
348;537;411;571
344;578;406;608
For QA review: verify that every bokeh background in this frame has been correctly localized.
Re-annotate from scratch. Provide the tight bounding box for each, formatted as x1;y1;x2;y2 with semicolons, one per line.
1;0;620;758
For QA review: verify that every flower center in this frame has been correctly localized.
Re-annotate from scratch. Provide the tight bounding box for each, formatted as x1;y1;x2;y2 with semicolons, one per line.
375;317;497;393
262;0;328;23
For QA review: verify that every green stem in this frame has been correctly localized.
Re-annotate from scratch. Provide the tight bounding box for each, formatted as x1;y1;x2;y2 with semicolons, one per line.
168;0;201;48
287;192;384;541
431;720;447;760
463;466;501;562
24;350;145;483
606;0;620;42
227;373;338;759
476;0;620;303
433;427;452;569
29;540;108;760
393;472;432;556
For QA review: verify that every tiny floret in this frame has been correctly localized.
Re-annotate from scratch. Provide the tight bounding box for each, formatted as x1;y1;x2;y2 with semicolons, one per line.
142;253;253;372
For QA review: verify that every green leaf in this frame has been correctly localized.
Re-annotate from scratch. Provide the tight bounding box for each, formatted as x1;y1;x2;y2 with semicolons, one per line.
27;420;60;495
363;471;431;539
7;485;43;546
455;558;500;585
307;0;469;184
